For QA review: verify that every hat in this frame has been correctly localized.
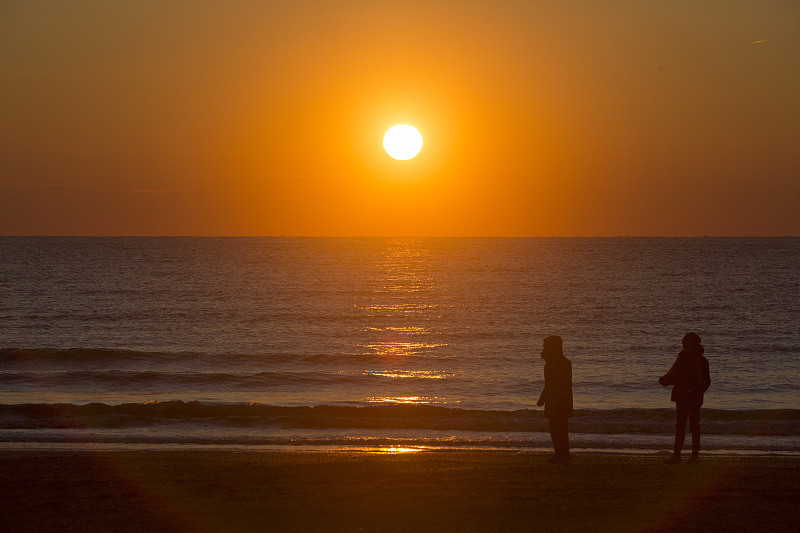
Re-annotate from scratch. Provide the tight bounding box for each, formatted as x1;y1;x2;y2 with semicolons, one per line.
542;335;563;356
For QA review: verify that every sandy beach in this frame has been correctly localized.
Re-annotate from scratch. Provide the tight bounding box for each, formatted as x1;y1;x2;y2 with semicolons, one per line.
2;450;798;532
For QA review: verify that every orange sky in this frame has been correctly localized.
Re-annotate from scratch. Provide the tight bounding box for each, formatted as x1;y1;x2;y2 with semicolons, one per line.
1;1;798;236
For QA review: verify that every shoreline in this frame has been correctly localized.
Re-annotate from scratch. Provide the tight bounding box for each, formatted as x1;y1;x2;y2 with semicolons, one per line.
3;449;799;532
3;441;800;457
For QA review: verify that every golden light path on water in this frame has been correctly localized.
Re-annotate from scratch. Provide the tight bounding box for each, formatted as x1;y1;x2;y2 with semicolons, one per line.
359;340;448;359
366;396;442;405
369;446;427;454
354;240;454;407
363;370;452;379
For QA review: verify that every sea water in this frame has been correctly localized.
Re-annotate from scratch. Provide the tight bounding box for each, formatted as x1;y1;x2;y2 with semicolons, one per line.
1;237;798;453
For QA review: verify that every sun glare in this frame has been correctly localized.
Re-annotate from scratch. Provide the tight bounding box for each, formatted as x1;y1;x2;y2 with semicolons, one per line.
383;125;423;160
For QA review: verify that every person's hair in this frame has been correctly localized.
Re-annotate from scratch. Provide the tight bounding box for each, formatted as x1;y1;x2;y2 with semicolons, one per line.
683;332;702;346
542;335;563;356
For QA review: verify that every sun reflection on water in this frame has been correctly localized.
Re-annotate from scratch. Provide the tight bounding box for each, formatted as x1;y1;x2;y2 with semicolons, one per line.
352;240;457;406
359;341;448;358
364;326;434;333
363;370;452;379
366;396;449;404
372;446;427;454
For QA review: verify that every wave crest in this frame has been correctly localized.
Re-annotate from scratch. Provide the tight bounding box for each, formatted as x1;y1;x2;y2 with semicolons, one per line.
1;401;798;436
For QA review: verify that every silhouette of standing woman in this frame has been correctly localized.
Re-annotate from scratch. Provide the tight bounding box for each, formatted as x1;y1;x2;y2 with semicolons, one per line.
659;332;711;464
537;335;573;464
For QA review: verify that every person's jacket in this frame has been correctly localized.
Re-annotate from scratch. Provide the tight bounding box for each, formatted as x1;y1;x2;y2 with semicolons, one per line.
539;355;573;418
659;347;711;406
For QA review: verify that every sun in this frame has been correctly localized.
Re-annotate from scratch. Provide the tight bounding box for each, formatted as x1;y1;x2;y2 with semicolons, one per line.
383;125;423;160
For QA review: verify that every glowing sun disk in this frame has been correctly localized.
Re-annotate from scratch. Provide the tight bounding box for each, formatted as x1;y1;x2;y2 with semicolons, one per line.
383;125;423;160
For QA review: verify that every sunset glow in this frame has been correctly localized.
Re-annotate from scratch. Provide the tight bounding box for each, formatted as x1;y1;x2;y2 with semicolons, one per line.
1;2;797;236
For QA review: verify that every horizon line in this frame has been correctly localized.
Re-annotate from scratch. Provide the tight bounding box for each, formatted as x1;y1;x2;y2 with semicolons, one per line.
2;234;798;239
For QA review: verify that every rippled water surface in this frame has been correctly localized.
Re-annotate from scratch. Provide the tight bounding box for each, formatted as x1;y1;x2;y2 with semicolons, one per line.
2;237;797;413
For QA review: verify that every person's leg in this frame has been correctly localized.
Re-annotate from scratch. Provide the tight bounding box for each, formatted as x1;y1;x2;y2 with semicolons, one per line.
548;416;560;455
689;404;701;457
548;416;569;459
559;417;570;458
673;403;689;457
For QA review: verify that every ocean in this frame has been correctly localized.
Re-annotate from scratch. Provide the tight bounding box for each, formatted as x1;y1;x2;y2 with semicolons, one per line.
1;237;798;454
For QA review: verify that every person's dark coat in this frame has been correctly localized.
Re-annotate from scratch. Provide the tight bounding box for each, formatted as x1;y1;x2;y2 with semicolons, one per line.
538;355;573;418
659;347;711;406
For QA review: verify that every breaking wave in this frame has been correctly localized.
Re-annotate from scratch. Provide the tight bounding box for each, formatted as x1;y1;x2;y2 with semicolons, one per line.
2;401;798;436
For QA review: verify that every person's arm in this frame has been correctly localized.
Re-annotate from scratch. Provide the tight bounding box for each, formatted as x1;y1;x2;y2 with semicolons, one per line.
538;363;548;406
659;359;678;386
700;357;711;393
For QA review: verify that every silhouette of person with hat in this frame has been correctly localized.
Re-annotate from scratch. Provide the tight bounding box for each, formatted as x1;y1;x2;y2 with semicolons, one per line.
537;335;573;463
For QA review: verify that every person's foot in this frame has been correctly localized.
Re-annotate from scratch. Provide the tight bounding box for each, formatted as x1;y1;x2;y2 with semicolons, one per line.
663;455;681;464
548;454;571;464
687;455;699;464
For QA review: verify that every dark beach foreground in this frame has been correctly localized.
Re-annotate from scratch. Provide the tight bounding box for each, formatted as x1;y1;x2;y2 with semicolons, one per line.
2;450;798;533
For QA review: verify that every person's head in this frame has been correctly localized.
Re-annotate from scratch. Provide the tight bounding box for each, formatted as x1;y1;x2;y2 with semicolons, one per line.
541;335;563;360
682;332;702;352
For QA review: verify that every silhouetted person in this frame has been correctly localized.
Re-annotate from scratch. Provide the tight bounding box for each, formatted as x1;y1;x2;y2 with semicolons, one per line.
537;335;573;464
659;332;711;464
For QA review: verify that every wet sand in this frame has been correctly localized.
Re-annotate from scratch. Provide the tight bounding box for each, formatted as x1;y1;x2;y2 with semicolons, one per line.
1;450;798;532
